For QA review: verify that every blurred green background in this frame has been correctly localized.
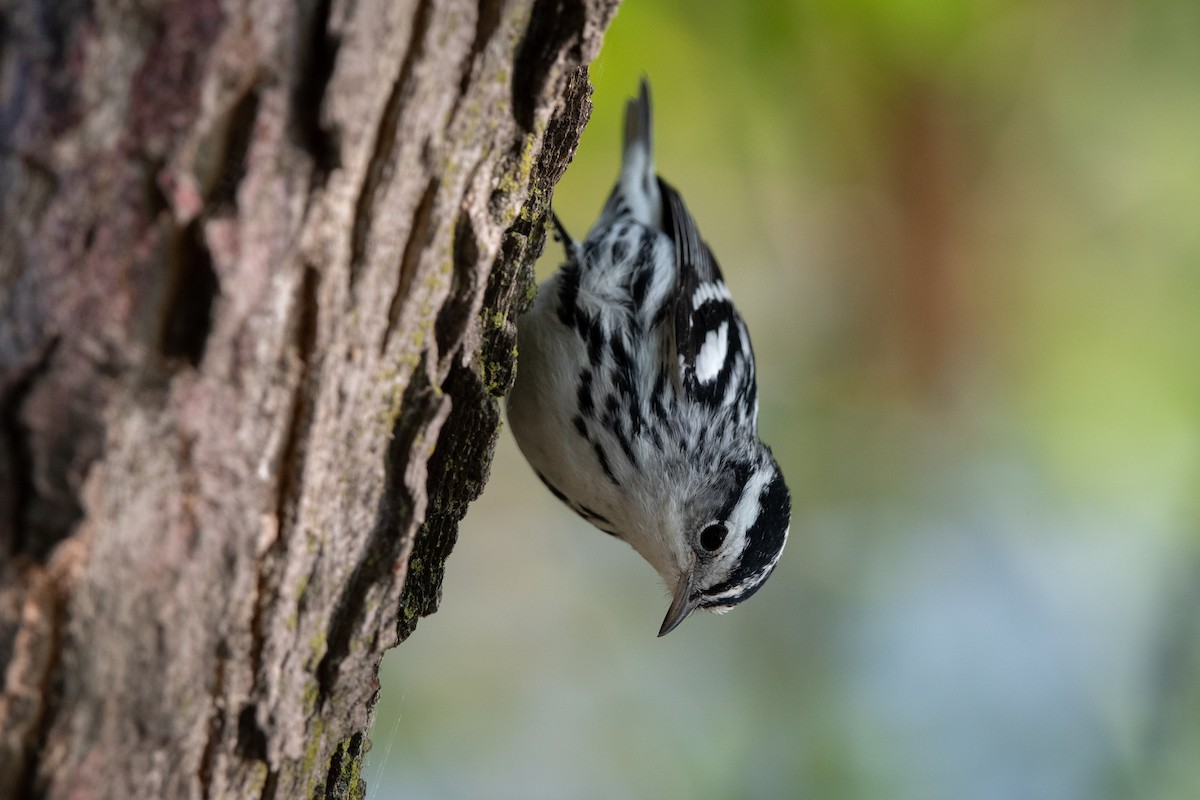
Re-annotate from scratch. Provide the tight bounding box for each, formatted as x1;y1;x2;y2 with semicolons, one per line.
370;1;1200;798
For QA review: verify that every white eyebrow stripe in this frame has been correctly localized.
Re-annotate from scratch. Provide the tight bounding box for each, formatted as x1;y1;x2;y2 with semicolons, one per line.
725;465;773;536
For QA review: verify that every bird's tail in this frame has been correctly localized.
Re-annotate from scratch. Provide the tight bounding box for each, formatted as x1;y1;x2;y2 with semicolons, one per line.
623;78;654;176
593;78;662;235
619;78;661;229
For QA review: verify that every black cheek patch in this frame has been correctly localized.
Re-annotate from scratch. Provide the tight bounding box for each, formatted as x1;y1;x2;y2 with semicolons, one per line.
700;469;791;606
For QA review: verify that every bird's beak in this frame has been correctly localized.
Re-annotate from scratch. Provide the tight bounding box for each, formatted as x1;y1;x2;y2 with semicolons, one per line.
658;569;699;637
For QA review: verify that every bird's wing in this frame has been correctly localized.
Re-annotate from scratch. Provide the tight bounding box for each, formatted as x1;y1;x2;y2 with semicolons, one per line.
660;178;758;426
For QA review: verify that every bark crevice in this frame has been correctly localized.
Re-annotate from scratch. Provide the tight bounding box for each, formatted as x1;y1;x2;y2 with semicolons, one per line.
512;0;588;131
291;0;342;184
1;338;59;558
348;0;435;291
159;221;219;367
207;86;262;211
383;177;440;355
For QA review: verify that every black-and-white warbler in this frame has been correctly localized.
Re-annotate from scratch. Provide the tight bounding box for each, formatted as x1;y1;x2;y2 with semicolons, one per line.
507;80;790;636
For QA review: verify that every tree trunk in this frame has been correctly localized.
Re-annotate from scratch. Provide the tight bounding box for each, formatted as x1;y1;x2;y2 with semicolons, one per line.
0;0;617;796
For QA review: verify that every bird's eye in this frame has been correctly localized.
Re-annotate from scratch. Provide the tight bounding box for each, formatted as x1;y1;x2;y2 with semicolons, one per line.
699;523;727;552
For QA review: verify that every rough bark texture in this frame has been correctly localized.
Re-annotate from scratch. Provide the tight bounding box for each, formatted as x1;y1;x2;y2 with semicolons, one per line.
0;0;618;797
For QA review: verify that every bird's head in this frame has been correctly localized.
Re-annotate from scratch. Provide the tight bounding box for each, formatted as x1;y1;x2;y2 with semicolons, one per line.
647;443;791;635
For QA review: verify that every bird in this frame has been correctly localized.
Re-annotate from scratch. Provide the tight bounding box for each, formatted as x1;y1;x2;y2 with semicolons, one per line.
506;79;790;636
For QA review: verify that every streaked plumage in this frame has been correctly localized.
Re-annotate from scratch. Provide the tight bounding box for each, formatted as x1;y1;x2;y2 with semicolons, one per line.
507;80;790;636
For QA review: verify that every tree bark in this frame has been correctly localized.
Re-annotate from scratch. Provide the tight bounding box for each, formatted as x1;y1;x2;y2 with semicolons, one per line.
0;0;617;796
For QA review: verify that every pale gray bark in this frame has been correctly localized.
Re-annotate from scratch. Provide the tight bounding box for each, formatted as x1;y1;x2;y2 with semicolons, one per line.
0;0;618;796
